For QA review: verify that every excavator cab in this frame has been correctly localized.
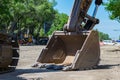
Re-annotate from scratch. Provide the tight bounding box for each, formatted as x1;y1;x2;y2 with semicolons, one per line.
36;0;102;71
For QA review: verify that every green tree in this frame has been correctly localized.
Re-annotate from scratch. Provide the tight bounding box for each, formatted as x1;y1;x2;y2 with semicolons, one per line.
97;31;111;40
105;0;120;22
47;12;68;35
96;29;111;40
0;0;12;32
0;0;56;38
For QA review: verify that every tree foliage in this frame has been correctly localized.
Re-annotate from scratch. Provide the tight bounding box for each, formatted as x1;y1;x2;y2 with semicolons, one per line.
0;0;56;38
0;0;69;41
99;32;111;40
96;30;111;40
47;13;68;35
105;0;120;22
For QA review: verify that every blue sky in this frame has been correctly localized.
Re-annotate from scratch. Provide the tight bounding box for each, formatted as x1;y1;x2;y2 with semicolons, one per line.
53;0;120;40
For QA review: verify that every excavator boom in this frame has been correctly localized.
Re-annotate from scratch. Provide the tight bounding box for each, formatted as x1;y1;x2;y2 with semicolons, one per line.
64;0;92;32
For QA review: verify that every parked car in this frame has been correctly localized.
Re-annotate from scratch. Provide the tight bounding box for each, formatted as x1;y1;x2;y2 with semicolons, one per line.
36;37;49;45
103;40;115;45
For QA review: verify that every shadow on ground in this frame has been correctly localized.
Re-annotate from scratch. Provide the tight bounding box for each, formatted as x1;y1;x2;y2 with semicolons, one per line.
0;68;59;80
96;64;120;69
0;64;120;80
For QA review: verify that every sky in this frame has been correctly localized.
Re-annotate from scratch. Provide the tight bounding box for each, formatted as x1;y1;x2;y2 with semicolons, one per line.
54;0;120;40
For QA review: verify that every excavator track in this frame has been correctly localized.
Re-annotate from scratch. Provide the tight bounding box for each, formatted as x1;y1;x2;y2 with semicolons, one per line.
0;43;19;74
0;33;19;74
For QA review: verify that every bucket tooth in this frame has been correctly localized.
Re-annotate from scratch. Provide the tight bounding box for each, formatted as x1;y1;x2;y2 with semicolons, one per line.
37;30;100;70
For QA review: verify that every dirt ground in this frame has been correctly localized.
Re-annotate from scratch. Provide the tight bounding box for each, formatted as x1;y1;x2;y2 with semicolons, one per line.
0;45;120;80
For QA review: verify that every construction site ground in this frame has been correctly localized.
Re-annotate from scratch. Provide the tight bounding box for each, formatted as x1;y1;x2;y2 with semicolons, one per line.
0;45;120;80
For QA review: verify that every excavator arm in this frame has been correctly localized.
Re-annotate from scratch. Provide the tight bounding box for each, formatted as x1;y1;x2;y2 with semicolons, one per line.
64;0;102;31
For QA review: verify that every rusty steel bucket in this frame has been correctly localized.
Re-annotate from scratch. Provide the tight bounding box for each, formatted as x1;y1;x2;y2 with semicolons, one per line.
37;30;100;70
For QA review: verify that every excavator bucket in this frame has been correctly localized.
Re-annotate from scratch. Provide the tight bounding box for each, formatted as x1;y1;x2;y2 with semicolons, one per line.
34;0;102;71
37;30;100;70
